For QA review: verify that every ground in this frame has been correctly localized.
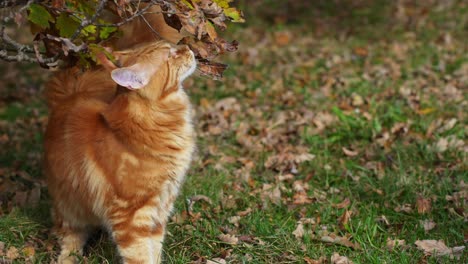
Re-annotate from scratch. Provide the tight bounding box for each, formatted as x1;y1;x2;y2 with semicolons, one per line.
0;1;467;263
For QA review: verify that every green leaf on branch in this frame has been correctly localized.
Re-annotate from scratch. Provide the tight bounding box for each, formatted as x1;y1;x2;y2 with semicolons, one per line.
80;25;97;40
224;7;245;23
88;44;115;64
213;0;232;9
99;26;117;40
28;3;54;29
56;13;80;38
181;0;195;9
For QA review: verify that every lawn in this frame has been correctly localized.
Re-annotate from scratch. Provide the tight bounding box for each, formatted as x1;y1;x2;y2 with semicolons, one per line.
0;1;466;263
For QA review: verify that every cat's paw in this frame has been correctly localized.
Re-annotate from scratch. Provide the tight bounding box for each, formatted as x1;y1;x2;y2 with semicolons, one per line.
57;253;80;264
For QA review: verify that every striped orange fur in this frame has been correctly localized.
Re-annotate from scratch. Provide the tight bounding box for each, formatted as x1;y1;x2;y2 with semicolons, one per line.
44;41;196;264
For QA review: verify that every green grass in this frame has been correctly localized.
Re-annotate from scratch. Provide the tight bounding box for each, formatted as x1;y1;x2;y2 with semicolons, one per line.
1;1;467;263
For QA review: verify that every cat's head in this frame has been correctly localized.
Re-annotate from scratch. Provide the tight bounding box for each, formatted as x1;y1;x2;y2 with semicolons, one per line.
103;41;196;96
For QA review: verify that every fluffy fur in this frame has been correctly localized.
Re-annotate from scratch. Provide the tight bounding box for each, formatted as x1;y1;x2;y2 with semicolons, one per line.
44;41;196;264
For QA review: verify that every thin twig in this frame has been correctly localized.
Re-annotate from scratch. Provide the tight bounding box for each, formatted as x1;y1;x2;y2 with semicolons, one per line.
94;1;159;28
70;0;109;41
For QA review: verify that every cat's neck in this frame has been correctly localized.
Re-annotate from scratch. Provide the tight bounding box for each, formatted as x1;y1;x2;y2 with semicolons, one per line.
101;90;189;142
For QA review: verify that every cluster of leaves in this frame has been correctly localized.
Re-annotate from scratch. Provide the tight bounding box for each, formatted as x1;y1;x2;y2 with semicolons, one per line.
1;0;244;78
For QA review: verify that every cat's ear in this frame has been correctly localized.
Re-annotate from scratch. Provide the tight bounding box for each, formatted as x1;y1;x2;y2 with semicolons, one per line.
110;48;171;89
111;64;150;90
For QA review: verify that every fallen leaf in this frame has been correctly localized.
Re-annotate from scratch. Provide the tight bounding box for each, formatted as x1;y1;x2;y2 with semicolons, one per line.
320;234;360;250
189;194;213;205
416;196;431;214
433;136;465;153
274;31;292;46
304;256;326;264
293;191;313;205
338;210;352;229
237;207;253;217
390;122;409;135
22;246;35;257
218;234;238;245
0;241;4;256
262;184;282;205
292;223;305;239
187;194;213;218
330;252;354;264
394;204;412;213
207;258;227;264
228;216;241;227
375;215;390;226
353;46;368;57
435;137;449;152
342;147;359;157
415;240;465;259
386;238;406;250
420;219;436;232
237;235;263;245
333;198;351;209
6;246;19;260
351;93;364;106
438;118;457;133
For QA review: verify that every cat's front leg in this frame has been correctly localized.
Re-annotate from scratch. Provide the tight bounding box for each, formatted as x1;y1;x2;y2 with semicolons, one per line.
56;226;89;264
109;208;166;264
112;224;165;264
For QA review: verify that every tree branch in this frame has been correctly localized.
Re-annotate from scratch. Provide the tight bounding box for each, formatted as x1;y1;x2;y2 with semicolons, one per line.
0;0;30;9
70;0;108;41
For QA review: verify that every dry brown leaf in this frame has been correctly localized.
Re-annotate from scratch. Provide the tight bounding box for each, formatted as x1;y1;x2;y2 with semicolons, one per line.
351;93;364;106
228;216;241;227
304;256;326;264
435;137;449;152
353;47;368;57
375;215;390;226
320;234;360;250
420;219;436;232
6;246;19;260
293;192;313;205
262;184;282;205
333;198;351;209
338;210;352;229
274;31;292;46
0;241;4;256
416;196;432;214
207;258;227;264
292;223;305;239
438;118;457;133
22;246;35;258
237;207;253;217
218;234;238;245
197;59;228;80
434;136;465;153
342;147;359;157
390;122;409;135
415;240;465;259
386;238;406;250
189;195;213;205
330;252;354;264
394;204;412;213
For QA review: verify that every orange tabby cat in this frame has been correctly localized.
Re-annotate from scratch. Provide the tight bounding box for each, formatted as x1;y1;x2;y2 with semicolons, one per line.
44;41;196;264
